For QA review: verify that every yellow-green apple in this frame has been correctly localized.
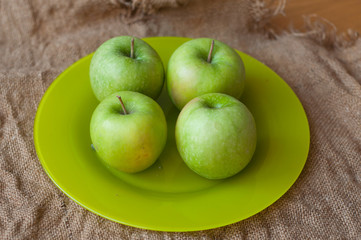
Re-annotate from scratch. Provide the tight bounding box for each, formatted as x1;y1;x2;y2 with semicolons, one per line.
90;36;164;101
175;93;257;179
167;38;245;110
90;91;167;173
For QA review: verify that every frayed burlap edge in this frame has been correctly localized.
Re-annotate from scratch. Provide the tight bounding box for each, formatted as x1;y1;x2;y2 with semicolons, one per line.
110;0;359;49
114;0;189;16
248;0;360;49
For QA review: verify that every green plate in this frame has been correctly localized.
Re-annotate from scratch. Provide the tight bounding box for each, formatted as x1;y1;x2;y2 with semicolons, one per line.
34;37;310;232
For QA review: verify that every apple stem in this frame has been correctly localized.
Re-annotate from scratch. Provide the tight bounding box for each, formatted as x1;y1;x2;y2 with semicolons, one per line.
130;38;134;59
116;96;128;115
207;40;215;63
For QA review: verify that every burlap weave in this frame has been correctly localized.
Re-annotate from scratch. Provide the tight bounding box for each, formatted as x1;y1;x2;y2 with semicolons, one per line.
1;0;360;239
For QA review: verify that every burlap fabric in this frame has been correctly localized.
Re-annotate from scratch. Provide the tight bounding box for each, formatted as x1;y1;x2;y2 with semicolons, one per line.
1;0;360;239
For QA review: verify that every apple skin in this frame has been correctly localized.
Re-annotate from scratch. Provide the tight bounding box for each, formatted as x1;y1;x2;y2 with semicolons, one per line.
90;91;167;173
175;93;257;179
167;38;245;110
90;36;164;101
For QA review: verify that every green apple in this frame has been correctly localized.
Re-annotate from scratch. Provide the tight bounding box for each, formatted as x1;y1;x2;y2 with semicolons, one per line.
90;91;167;173
175;93;257;179
90;36;164;101
167;38;245;110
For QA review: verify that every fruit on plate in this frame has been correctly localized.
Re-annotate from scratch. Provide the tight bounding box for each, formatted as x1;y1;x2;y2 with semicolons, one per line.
90;91;167;173
167;38;245;110
175;93;257;179
90;36;164;101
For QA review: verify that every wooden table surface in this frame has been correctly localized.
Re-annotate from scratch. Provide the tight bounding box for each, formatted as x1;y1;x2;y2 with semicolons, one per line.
272;0;361;33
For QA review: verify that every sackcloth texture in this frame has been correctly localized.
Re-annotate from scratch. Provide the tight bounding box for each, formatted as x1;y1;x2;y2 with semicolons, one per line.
0;0;360;239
